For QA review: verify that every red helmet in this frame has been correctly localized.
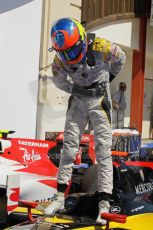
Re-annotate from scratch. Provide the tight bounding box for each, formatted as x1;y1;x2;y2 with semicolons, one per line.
50;18;87;64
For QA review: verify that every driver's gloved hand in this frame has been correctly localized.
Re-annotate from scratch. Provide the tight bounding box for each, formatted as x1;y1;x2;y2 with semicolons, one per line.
109;73;116;82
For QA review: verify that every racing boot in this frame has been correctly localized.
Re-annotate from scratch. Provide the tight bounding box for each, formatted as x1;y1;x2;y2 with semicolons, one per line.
44;183;68;215
44;191;65;215
96;199;110;225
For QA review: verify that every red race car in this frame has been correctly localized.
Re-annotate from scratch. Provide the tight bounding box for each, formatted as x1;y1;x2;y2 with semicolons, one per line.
0;128;153;229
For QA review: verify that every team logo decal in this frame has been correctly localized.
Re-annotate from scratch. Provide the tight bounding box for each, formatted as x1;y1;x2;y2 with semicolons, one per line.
135;182;153;194
110;206;121;213
65;197;77;208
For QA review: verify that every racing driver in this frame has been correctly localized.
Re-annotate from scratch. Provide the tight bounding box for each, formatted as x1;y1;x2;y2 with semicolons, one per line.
45;18;126;225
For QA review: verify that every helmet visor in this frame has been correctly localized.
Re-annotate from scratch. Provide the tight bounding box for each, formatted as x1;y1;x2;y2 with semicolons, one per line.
56;39;86;63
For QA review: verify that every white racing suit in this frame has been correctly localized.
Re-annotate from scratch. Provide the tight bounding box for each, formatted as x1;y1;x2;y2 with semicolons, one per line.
51;37;126;194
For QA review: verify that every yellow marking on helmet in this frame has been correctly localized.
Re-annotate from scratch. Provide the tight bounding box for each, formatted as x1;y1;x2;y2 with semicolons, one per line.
63;50;70;61
72;18;86;40
93;38;111;61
